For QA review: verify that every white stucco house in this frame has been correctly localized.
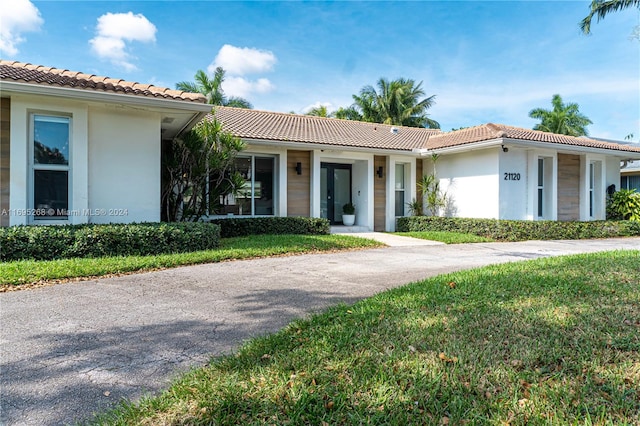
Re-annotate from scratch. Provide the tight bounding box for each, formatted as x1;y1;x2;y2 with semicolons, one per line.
0;60;211;227
210;108;640;231
2;60;640;231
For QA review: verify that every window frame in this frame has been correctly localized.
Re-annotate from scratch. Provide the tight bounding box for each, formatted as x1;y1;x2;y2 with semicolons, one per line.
220;154;276;217
395;163;406;217
29;112;72;224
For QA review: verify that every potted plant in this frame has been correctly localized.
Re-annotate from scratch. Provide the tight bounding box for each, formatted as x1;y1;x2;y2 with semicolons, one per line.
342;202;356;226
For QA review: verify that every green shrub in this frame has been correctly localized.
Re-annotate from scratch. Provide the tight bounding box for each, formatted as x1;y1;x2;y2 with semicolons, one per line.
210;217;330;238
607;189;640;221
0;222;220;261
396;216;640;242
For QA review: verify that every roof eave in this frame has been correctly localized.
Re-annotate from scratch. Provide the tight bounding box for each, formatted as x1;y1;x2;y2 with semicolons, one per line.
0;80;213;113
501;138;640;158
241;137;420;155
426;137;640;158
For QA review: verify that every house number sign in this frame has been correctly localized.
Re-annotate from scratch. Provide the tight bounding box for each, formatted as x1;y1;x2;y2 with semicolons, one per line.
503;172;521;181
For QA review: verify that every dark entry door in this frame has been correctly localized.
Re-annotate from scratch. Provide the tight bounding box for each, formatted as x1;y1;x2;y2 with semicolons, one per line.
320;163;352;224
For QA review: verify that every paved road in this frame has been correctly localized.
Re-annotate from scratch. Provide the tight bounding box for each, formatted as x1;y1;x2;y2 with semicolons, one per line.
1;237;639;425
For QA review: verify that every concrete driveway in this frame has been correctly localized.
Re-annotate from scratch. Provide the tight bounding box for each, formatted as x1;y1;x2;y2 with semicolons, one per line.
1;237;639;425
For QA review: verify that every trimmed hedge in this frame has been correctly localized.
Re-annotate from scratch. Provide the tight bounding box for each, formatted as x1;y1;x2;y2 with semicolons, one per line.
210;217;330;238
0;222;221;261
396;216;640;242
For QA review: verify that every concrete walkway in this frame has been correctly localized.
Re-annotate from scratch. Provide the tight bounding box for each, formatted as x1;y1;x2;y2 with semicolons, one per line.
335;232;445;246
1;238;639;425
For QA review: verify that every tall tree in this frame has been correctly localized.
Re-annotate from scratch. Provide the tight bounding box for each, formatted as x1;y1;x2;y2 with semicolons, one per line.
305;105;330;117
580;0;640;34
529;94;593;137
162;117;246;221
176;67;252;108
341;77;440;128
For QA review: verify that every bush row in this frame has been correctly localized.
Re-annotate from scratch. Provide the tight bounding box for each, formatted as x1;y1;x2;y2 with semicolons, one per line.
210;217;330;238
0;222;221;261
396;216;640;242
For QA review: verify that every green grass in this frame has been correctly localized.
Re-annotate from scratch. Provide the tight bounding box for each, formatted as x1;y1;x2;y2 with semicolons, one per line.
396;231;494;244
89;250;640;425
0;234;382;287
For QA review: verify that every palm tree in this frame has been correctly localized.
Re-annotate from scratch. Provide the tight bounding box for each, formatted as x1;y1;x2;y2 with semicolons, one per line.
176;67;252;108
305;105;330;117
580;0;640;34
529;94;593;137
349;77;440;128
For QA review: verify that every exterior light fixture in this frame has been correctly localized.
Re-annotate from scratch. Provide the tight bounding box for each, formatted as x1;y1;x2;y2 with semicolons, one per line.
295;162;302;175
376;166;384;178
502;145;509;153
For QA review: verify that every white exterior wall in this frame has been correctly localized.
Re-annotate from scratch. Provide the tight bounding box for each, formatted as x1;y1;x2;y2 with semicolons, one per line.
88;107;161;223
9;95;89;225
434;148;499;219
498;147;528;219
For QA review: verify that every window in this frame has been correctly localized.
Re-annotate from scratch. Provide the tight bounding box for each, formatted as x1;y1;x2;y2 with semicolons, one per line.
589;162;595;217
395;163;405;217
537;158;544;217
32;114;70;221
221;155;274;216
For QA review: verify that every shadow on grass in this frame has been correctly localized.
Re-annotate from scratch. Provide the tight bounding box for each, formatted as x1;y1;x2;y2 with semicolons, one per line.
93;252;640;425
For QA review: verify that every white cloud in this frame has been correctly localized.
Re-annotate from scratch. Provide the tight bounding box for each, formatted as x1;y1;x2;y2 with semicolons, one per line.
209;44;277;75
89;12;157;71
223;76;275;99
0;0;43;56
206;44;278;99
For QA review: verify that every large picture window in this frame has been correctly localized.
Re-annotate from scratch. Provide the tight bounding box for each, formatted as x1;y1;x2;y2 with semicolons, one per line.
222;155;274;216
32;114;70;221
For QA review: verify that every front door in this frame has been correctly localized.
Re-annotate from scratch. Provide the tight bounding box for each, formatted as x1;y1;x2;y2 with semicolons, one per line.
320;163;352;224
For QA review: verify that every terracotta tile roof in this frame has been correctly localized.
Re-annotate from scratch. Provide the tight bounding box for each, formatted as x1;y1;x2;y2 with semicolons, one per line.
427;123;640;154
211;107;442;151
0;60;206;103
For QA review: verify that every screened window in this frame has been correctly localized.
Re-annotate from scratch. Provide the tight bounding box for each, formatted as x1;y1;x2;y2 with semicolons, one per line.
32;114;70;220
621;175;640;192
395;163;406;217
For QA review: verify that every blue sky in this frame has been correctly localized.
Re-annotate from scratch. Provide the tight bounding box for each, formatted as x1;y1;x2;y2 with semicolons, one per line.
2;1;639;139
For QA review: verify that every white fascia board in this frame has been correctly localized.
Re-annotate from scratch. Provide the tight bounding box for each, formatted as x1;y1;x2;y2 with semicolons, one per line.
424;137;640;159
426;139;503;155
240;137;419;156
0;81;213;113
501;138;640;159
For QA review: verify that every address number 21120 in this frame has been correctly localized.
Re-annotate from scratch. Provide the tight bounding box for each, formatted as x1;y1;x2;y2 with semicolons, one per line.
504;172;521;181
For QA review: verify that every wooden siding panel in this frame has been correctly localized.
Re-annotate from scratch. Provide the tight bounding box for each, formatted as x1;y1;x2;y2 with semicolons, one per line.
557;153;580;221
1;98;10;227
287;150;310;216
374;155;386;231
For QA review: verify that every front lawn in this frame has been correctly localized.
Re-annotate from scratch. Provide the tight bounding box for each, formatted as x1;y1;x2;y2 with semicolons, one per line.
395;231;494;244
89;250;640;425
0;234;382;289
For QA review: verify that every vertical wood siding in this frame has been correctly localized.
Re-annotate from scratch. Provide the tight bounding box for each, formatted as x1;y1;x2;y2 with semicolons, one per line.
0;98;10;227
287;150;311;216
374;155;386;231
557;153;580;221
